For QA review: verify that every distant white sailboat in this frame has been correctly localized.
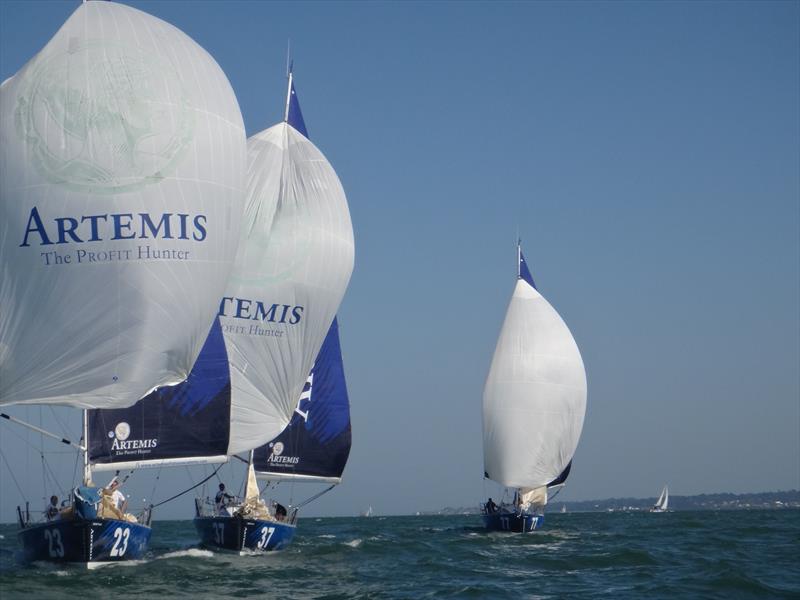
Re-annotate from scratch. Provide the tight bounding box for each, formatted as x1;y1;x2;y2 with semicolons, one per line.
651;485;669;512
361;506;374;518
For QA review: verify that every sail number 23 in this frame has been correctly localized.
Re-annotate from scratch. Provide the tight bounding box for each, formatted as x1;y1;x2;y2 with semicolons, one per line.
110;527;130;557
44;528;64;558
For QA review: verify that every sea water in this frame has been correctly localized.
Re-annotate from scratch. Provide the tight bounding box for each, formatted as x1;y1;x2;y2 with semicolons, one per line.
0;510;798;598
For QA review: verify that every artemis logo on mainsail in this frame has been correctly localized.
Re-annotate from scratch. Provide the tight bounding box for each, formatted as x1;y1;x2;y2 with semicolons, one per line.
218;297;304;324
19;206;208;247
108;421;158;453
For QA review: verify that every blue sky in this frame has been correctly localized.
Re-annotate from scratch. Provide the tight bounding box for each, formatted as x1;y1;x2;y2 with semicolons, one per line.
1;0;798;520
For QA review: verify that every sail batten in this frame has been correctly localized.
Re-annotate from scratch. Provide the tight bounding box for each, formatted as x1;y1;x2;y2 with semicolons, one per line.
91;456;228;472
255;473;342;484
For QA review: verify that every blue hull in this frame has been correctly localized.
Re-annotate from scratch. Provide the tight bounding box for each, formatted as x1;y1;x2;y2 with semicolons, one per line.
18;518;151;567
194;516;295;553
483;512;544;533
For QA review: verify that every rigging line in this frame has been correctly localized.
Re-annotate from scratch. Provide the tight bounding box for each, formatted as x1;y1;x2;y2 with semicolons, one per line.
39;407;46;502
47;406;72;439
3;428;77;496
199;464;209;501
0;421;73;462
41;453;64;498
40;447;47;504
47;464;66;503
214;458;233;487
548;485;564;501
71;446;80;498
0;422;38;447
291;484;336;510
119;470;134;485
149;464;223;509
149;465;163;506
0;447;26;498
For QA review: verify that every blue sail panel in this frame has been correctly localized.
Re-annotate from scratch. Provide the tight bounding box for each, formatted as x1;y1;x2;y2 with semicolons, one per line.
88;319;231;466
547;460;572;487
252;318;351;480
286;78;308;137
519;249;537;289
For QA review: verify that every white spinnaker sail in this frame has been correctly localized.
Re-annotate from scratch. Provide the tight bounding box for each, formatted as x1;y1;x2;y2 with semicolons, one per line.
0;1;246;409
482;278;586;489
225;122;354;454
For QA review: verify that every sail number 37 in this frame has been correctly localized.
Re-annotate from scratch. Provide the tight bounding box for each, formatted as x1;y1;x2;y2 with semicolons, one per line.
258;526;275;549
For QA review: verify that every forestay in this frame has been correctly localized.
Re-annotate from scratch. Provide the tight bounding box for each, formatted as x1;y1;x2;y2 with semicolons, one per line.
0;1;246;409
482;251;586;490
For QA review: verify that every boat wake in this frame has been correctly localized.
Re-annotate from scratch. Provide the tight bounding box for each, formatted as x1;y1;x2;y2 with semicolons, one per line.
157;549;215;560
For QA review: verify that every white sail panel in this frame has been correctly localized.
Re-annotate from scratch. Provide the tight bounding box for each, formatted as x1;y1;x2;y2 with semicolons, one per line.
0;1;246;409
656;486;669;510
225;123;354;454
520;486;548;510
483;279;587;489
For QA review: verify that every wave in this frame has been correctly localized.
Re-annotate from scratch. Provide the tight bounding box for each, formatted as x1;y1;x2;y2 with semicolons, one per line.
157;548;215;560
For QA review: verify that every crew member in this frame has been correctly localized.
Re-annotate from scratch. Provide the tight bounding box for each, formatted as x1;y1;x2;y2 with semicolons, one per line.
215;483;235;514
45;495;60;520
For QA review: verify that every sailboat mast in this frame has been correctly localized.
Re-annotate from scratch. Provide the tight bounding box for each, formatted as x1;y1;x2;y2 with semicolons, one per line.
82;409;91;486
284;69;293;123
517;241;522;279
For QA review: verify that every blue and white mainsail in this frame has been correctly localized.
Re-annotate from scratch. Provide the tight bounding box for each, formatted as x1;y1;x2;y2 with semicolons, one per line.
88;321;231;469
89;70;354;474
0;0;247;410
253;317;352;483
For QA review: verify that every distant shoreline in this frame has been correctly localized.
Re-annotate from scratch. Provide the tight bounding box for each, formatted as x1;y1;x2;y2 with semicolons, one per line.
1;490;797;523
425;489;800;516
